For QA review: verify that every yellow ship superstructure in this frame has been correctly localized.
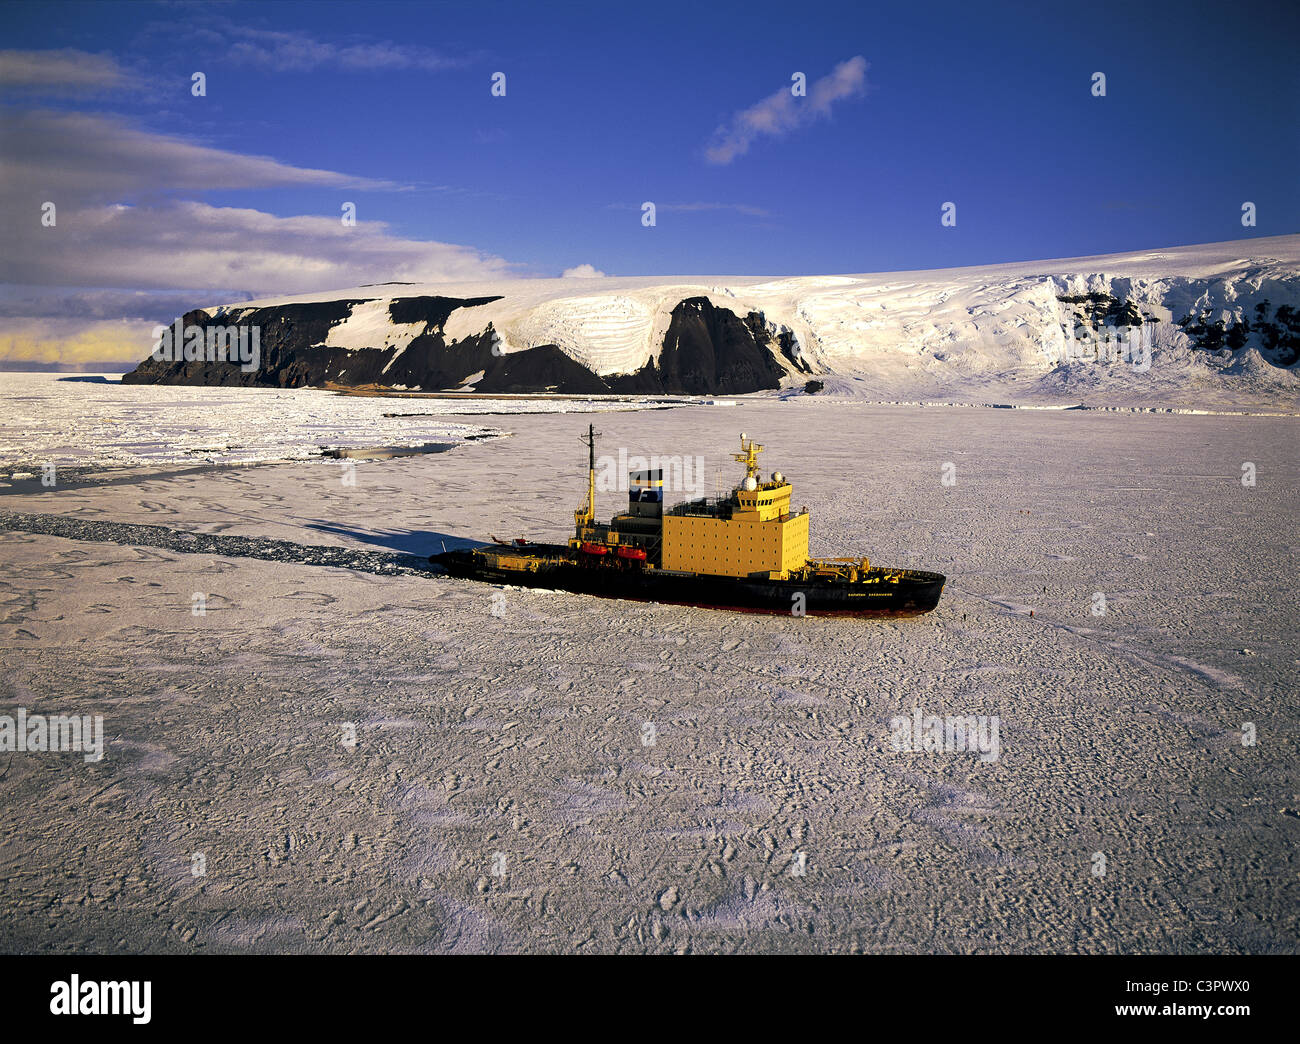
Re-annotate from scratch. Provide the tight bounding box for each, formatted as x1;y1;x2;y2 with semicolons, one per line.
661;435;809;579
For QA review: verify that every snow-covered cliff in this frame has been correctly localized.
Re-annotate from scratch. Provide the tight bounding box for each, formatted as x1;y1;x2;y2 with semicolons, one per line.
124;235;1300;407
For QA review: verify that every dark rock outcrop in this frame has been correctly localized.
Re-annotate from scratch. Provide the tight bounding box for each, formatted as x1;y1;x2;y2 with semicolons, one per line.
605;297;784;395
123;293;789;394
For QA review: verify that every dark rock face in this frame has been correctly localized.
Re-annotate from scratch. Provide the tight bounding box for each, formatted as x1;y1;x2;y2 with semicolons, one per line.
777;329;812;374
605;297;785;395
123;296;501;389
122;293;788;394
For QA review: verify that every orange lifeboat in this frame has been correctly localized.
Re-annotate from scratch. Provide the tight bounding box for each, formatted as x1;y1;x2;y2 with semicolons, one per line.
579;541;608;555
616;545;647;561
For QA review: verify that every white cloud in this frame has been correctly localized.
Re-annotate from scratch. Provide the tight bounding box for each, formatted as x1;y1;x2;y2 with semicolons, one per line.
661;202;770;217
0;110;399;206
226;28;462;73
0;286;231;321
6;199;513;293
605;201;771;218
561;264;607;278
0;49;132;92
705;56;868;165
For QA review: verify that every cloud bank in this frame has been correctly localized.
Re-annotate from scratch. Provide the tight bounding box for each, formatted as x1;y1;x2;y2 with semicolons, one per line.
0;108;515;364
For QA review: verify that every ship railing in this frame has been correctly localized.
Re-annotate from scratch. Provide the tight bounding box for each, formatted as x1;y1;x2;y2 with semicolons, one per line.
803;556;872;581
668;496;731;518
668;499;809;522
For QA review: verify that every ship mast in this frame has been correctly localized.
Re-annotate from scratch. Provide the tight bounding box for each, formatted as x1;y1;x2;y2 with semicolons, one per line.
576;423;600;526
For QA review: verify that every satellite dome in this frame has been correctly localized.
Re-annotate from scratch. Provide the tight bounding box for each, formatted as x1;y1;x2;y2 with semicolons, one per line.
743;476;757;491
772;471;784;484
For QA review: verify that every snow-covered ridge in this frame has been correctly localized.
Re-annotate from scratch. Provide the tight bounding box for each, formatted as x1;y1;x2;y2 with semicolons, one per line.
193;235;1300;406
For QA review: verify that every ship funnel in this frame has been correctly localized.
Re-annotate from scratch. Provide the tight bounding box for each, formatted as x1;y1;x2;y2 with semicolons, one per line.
628;469;663;519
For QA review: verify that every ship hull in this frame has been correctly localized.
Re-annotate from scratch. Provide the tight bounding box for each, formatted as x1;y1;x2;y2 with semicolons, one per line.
431;547;945;617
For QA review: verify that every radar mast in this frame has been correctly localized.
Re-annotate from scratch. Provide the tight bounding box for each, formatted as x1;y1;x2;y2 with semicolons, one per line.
732;432;765;481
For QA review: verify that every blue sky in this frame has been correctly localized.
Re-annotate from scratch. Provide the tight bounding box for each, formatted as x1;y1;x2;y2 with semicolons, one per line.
1;0;1296;362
